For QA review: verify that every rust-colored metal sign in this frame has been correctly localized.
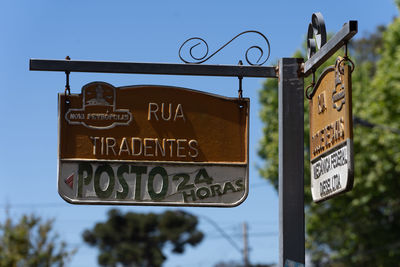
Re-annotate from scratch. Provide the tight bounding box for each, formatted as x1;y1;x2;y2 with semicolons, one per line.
58;82;249;206
309;57;354;202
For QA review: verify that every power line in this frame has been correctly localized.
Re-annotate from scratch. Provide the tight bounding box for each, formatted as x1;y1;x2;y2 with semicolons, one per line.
198;214;242;254
206;231;277;239
0;202;66;208
354;116;400;134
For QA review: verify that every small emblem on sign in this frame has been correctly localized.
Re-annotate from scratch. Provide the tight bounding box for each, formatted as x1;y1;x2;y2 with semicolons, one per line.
65;82;132;129
332;58;346;111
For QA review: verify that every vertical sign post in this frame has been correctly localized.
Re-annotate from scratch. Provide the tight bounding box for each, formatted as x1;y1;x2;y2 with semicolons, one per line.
279;58;305;267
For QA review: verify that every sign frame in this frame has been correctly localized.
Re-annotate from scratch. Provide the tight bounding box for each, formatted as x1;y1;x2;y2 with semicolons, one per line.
309;57;354;203
57;82;250;207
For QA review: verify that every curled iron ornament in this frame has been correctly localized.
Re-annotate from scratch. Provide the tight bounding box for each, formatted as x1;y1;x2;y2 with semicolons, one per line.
179;30;271;66
307;12;327;60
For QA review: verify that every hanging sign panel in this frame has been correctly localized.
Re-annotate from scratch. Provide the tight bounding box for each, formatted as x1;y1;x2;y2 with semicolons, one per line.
58;82;249;207
309;57;354;202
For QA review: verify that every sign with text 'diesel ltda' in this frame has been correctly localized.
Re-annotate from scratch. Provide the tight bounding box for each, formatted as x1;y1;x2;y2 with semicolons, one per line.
58;82;249;207
309;57;354;203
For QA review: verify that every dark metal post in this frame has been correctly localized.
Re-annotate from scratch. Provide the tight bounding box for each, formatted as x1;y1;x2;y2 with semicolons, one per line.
278;58;305;267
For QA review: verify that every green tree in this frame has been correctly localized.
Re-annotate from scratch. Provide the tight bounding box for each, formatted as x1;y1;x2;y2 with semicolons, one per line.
258;8;400;267
0;213;76;267
82;209;204;267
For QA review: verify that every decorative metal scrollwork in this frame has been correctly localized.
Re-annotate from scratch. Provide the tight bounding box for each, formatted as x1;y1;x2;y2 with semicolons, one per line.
179;30;271;66
307;12;327;59
333;57;346;111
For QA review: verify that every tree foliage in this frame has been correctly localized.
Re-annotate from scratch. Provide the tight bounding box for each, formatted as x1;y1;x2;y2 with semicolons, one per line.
258;7;400;267
82;209;204;267
0;213;76;267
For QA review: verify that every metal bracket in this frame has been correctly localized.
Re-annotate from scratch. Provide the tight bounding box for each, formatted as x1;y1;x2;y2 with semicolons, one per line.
29;59;278;78
30;31;277;79
64;56;71;104
304;14;357;77
238;60;243;98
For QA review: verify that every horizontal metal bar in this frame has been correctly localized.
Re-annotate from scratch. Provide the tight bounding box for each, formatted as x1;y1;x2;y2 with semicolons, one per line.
30;59;278;78
304;20;358;76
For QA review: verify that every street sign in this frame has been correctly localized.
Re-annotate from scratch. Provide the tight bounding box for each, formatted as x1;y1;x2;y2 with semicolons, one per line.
29;18;358;265
309;57;354;202
58;82;249;207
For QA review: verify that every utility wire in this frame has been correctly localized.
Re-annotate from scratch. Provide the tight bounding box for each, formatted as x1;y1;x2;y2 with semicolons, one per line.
1;202;66;208
354;116;400;134
205;231;277;239
198;214;243;254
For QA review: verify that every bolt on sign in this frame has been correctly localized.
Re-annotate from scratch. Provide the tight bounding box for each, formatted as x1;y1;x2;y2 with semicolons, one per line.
309;57;354;202
58;82;249;207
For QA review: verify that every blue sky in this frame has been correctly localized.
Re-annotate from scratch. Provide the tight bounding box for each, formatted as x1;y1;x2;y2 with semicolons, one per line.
0;1;398;266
